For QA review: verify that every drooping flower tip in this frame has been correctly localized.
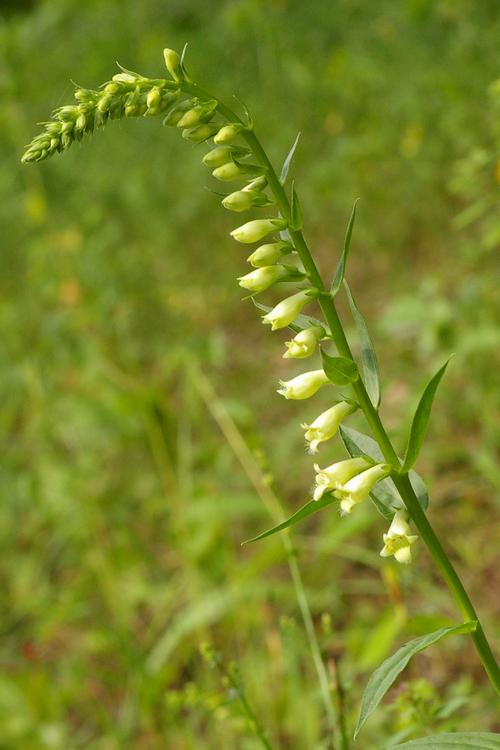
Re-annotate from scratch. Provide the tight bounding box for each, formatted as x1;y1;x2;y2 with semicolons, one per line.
301;400;355;453
335;463;391;514
230;218;287;244
237;265;289;293
283;325;324;359
277;369;330;400
380;510;418;564
262;289;314;331
312;457;370;500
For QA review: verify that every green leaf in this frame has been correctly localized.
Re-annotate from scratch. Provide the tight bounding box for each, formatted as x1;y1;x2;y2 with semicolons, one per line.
402;358;453;472
340;426;429;519
354;621;477;738
330;199;359;296
387;733;500;750
321;350;358;386
280;132;301;184
344;280;380;408
290;182;303;230
252;299;327;336
242;495;336;544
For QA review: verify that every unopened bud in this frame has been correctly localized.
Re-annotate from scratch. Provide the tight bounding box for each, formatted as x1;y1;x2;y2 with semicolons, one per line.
262;289;316;330
177;100;217;128
182;123;219;143
214;123;244;144
147;87;162;110
163;48;184;82
247;241;291;267
212;161;261;182
230;218;286;244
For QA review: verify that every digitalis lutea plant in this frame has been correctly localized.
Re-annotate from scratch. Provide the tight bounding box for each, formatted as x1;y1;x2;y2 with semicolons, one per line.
23;47;500;743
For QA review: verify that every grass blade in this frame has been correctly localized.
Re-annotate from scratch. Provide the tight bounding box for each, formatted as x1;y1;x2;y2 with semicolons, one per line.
387;733;500;749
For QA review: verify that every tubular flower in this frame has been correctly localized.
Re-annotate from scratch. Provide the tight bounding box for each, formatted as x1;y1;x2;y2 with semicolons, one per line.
380;511;418;564
334;463;391;514
247;241;292;267
313;457;371;500
237;265;291;293
283;325;324;359
277;369;330;400
262;289;315;331
231;218;287;244
301;401;355;454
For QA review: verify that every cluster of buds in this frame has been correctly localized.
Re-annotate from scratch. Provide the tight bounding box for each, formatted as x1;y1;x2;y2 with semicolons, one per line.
21;46;418;563
21;70;180;163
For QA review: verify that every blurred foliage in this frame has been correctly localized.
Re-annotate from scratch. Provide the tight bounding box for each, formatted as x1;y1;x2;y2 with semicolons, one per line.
0;0;499;748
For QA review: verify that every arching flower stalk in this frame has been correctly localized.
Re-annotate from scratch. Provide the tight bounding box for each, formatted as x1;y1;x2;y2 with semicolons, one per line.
22;46;500;737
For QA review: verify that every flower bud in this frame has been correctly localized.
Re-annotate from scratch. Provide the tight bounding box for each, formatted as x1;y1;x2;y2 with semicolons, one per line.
313;457;370;500
203;146;238;168
335;463;391;514
247;241;292;268
147;86;162;110
222;190;255;212
112;72;138;84
162;99;194;127
212;161;262;182
262;289;315;330
301;401;355;454
231;218;286;244
103;83;121;95
277;370;330;400
237;265;290;293
244;175;268;192
214;123;244;144
163;48;183;82
182;124;219;143
283;326;324;359
380;511;418;564
177;100;217;128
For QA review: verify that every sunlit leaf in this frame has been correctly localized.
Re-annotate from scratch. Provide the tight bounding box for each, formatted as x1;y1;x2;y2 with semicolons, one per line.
330;199;359;296
242;495;336;544
279;132;301;184
344;280;380;408
355;621;477;738
402;358;453;472
320;350;358;385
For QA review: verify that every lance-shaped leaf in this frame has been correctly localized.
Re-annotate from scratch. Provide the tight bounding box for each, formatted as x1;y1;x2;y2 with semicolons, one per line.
344;280;380;408
331;199;359;296
340;426;429;519
402;357;453;472
321;350;358;386
354;621;477;738
290;182;303;230
252;299;328;336
280;132;301;184
387;733;500;750
242;495;336;544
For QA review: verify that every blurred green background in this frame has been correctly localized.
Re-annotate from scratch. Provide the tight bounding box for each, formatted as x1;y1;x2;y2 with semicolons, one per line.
1;0;499;748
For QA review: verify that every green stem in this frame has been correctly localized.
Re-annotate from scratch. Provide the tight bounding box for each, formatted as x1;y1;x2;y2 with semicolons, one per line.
181;81;500;697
